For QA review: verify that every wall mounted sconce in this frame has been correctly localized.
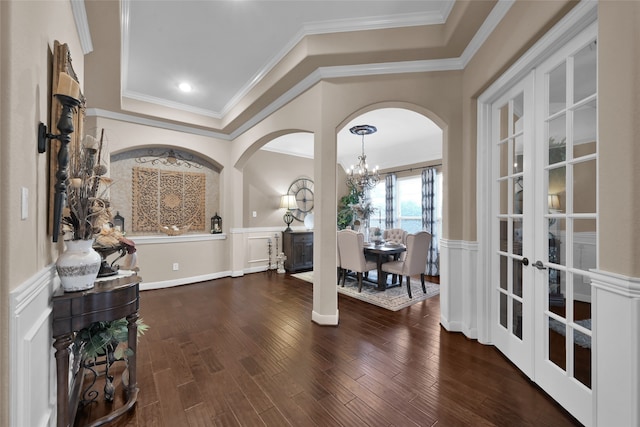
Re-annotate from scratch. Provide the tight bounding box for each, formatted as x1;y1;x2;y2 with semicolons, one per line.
280;194;297;232
38;72;82;242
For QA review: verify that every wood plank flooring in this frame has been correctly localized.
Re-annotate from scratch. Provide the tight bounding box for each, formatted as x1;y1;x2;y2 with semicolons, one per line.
75;272;582;426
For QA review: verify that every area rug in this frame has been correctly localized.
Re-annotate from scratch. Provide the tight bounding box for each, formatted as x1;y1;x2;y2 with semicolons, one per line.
291;271;439;311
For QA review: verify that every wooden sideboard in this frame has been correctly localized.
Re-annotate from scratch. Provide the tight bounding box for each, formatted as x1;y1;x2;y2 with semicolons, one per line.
282;231;313;272
52;274;141;427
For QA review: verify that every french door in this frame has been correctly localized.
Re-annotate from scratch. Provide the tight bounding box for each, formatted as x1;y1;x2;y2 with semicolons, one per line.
491;75;535;378
489;24;597;427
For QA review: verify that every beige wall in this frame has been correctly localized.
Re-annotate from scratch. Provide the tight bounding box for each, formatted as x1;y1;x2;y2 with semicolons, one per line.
0;1;84;424
461;0;578;242
243;149;314;228
598;0;640;277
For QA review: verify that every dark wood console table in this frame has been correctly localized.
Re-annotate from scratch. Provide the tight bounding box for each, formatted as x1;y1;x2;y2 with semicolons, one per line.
52;274;141;427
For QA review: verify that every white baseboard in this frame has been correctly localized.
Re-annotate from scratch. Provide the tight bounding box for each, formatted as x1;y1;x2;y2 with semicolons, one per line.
312;309;339;326
140;271;232;291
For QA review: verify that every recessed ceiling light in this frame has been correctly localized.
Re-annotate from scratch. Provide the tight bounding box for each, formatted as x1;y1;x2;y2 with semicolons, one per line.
178;82;192;92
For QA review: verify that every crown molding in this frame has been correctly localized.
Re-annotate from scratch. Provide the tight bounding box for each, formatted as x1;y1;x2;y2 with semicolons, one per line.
122;90;223;119
85;108;231;140
71;0;93;54
459;0;514;67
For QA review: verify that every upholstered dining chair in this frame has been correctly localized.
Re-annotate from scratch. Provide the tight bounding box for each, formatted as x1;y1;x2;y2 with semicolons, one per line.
383;228;408;245
381;231;431;298
337;229;377;292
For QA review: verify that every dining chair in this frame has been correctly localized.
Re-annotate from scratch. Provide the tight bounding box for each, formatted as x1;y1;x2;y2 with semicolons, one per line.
383;228;408;248
382;228;408;283
381;231;431;298
337;229;377;292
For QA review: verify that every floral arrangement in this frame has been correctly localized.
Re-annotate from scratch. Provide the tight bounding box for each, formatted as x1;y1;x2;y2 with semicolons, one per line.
349;194;377;222
61;129;113;241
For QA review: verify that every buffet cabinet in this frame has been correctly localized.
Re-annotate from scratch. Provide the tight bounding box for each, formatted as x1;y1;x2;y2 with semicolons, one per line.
283;231;313;272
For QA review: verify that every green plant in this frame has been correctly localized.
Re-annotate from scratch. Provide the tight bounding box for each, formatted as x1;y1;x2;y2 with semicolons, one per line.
75;318;149;361
337;187;362;229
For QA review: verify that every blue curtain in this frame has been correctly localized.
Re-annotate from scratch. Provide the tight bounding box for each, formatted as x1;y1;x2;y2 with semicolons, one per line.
422;168;439;276
385;174;396;229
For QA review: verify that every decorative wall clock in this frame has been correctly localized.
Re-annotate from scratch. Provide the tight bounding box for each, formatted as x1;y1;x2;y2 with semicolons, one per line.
288;177;314;222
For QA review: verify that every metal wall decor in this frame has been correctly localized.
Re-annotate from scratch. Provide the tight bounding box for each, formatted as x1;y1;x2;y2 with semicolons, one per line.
287;177;314;222
135;148;203;169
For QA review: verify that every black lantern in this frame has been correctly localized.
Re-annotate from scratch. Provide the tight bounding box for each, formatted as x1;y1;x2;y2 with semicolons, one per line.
211;212;222;234
113;211;125;232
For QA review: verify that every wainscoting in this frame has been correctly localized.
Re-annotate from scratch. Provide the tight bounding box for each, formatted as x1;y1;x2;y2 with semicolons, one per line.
9;266;58;427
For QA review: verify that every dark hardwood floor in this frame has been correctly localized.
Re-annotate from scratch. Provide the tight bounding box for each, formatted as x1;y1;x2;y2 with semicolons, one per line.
76;272;581;426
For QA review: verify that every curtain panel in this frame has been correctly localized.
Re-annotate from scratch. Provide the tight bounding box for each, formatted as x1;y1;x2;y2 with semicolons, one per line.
421;168;439;276
385;174;396;229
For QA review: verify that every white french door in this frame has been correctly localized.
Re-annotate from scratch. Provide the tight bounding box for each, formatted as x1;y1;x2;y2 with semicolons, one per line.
491;74;535;378
488;23;597;427
532;26;597;426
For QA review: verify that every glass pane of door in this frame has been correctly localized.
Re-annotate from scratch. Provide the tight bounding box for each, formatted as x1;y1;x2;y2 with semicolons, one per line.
542;36;597;392
493;78;533;376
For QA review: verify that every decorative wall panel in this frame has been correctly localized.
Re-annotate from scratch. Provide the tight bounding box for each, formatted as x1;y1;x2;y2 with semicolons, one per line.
132;167;205;232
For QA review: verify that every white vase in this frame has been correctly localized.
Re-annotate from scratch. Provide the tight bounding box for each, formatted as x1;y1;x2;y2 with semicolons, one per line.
56;239;101;292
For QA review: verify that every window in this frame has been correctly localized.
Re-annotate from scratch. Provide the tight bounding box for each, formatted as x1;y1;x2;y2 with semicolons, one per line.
397;176;422;233
370;171;443;235
369;182;386;228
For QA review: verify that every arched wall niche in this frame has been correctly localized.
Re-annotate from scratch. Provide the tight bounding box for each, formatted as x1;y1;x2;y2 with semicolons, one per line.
110;145;222;235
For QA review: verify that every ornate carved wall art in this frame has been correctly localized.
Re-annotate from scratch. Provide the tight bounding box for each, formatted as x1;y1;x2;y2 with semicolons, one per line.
132;167;205;232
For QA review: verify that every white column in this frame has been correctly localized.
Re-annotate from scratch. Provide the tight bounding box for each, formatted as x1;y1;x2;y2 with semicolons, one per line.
311;126;339;325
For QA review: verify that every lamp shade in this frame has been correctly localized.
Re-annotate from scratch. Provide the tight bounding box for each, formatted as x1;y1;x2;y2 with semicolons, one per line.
548;194;561;210
280;194;297;210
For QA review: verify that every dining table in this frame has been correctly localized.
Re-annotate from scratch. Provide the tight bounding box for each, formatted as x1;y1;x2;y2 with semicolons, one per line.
363;242;407;291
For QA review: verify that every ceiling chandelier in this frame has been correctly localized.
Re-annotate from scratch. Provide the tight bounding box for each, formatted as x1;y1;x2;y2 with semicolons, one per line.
346;124;380;191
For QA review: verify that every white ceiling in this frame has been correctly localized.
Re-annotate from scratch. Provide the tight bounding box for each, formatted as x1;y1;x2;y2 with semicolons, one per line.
121;1;468;168
123;0;453;116
261;108;442;170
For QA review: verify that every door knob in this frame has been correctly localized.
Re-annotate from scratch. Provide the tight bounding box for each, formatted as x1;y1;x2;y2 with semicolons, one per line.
533;260;547;270
522;257;529;266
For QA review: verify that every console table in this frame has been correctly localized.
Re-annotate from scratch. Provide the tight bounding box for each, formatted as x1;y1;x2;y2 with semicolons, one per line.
52;274;141;427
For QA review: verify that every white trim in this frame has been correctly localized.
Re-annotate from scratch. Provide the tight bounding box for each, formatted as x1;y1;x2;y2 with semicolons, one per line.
230;226;304;234
312;309;339;326
459;0;514;67
121;0;131;106
131;233;226;245
84;108;231;140
121;90;223;119
139;270;232;291
439;238;479;339
9;266;57;427
71;0;93;54
591;269;640;299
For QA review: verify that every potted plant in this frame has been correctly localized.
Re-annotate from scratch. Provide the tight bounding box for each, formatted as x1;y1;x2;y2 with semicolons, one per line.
74;318;148;402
